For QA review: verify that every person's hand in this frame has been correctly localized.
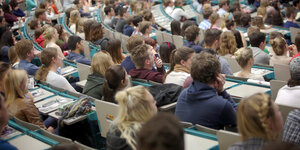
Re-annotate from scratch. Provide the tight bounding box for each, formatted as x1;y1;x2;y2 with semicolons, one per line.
47;126;55;133
154;57;163;69
288;44;297;57
33;49;41;58
215;74;226;93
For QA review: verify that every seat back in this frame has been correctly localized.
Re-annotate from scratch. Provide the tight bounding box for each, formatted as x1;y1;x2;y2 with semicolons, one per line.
13;116;41;131
181;121;194;128
278;104;298;123
221;56;242;73
74;141;97;150
195;124;217;135
270;80;287;100
94;99;119;138
162;32;173;43
172;35;184;49
290;27;300;43
274;64;290;81
76;62;91;81
217;130;241;150
155;30;164;45
199;29;205;44
40;129;73;144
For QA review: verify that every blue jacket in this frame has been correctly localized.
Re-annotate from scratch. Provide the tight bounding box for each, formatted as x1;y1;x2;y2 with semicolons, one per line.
284;21;300;28
175;81;237;129
13;8;25;17
0;139;17;150
183;41;203;53
66;52;91;65
17;59;39;76
121;56;136;73
123;24;134;36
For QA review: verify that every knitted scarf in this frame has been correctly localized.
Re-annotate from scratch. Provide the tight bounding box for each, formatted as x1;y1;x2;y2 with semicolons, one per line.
173;64;190;74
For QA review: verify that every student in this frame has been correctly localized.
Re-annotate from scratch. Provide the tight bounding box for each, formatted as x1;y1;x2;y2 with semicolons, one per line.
284;6;300;28
249;31;270;65
129;44;166;83
159;42;176;63
181;20;197;36
228;93;283;150
270;1;283;26
83;51;114;100
106;39;125;64
73;0;91;17
138;21;152;38
69;9;80;34
115;7;129;33
35;8;50;25
136;113;184;150
111;5;121;29
0;94;17;150
164;47;195;86
90;22;109;50
175;52;237;129
183;25;203;53
282;109;300;145
28;19;41;39
209;13;220;29
104;5;115;27
204;29;233;75
43;27;65;59
232;30;245;49
218;31;237;57
15;39;39;76
10;0;25;17
106;86;157;150
217;0;229;17
240;13;251;28
252;16;271;30
171;0;188;21
35;47;76;93
5;69;54;131
83;20;95;41
164;0;174;15
123;16;135;36
269;37;291;66
275;57;300;108
171;20;181;36
2;2;19;26
8;46;19;69
0;31;15;63
121;35;144;73
54;24;69;51
234;47;265;81
199;8;213;30
233;11;242;26
0;62;9;97
65;36;89;65
102;65;129;103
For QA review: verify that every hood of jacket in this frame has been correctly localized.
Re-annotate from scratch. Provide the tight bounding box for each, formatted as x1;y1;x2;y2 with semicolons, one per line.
186;81;218;101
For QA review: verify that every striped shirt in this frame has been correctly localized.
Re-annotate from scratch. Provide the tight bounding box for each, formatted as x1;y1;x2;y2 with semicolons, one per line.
198;19;211;30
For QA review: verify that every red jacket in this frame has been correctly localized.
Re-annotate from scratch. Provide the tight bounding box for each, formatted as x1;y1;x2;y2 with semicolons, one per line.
35;35;45;48
129;67;165;83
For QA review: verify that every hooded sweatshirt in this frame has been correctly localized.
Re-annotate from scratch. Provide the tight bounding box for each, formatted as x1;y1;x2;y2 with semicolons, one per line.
175;81;237;129
83;73;105;100
129;67;165;83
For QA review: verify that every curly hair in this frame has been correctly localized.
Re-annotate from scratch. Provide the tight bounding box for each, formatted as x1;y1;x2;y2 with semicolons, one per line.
218;31;237;56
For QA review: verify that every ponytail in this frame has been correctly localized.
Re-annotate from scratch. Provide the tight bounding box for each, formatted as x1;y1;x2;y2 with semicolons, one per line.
35;47;58;81
163;49;177;82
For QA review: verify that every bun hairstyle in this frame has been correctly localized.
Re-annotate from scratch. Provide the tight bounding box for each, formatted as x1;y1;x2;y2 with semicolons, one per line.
234;47;253;68
269;37;286;56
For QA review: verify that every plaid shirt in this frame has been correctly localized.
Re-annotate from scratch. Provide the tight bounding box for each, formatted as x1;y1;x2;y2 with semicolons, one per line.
283;109;300;145
228;137;268;150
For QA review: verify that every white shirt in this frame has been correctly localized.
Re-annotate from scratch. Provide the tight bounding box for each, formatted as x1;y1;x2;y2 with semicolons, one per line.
165;6;174;15
164;71;190;86
46;71;77;93
233;71;265;81
171;8;188;21
217;8;226;17
69;24;76;34
275;85;300;108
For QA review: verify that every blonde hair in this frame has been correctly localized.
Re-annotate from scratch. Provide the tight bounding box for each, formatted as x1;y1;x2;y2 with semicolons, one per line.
252;16;266;29
257;7;267;19
35;48;58;81
270;37;287;56
4;69;27;107
234;47;253;68
209;13;220;29
69;9;80;27
114;86;156;150
219;31;237;56
42;27;57;47
76;17;87;34
237;93;276;141
91;51;114;76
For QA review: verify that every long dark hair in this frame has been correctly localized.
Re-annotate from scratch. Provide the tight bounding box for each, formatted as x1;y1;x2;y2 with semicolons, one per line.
288;78;300;87
171;20;181;36
159;42;176;63
102;65;127;104
106;39;124;64
232;30;243;48
0;31;14;48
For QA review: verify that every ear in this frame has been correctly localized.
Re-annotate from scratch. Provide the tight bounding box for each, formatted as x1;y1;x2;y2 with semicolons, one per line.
180;59;185;66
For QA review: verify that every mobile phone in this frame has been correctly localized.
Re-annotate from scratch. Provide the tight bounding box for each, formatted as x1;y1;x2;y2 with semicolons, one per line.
155;53;160;58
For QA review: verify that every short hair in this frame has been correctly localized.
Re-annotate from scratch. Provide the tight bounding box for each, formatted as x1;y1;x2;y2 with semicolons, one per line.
240;13;251;27
174;0;182;7
233;11;242;26
28;19;39;30
203;8;213;19
132;15;143;27
247;26;260;38
249;32;266;47
104;5;113;15
219;0;228;8
191;52;221;84
131;44;151;68
286;6;296;18
204;29;222;47
234;47;253;68
142;10;153;21
136;113;184;150
15;39;33;60
34;9;46;18
295;34;300;52
225;20;235;30
126;35;144;53
185;25;200;41
270;37;286;56
68;36;82;51
181;20;197;36
138;21;152;34
119;7;128;17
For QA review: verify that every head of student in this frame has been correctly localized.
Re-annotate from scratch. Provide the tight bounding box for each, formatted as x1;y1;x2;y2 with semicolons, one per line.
35;9;47;21
35;47;61;81
103;65;129;103
104;4;115;16
171;20;181;36
4;69;28;107
83;20;95;41
126;35;144;54
131;44;155;70
234;47;254;69
270;37;288;56
219;31;237;56
185;25;200;43
218;0;229;9
106;39;123;64
166;47;195;75
43;27;59;46
138;21;152;36
237;93;283;141
159;42;176;63
249;31;266;50
113;85;157;149
286;6;296;19
204;29;222;50
90;22;104;42
68;35;83;52
136;113;184;150
91;51;114;76
15;39;34;61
